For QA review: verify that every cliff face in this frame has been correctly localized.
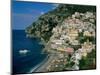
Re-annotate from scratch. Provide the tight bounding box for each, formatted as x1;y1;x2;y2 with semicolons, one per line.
25;4;96;43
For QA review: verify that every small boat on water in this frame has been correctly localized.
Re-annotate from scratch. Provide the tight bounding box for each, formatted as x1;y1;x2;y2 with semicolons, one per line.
19;49;30;55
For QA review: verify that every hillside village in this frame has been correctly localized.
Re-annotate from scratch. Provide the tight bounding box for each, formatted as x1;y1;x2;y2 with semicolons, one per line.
43;12;96;71
26;4;96;72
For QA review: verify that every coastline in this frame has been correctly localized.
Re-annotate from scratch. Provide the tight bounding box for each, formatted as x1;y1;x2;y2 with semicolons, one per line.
29;54;55;73
28;54;49;73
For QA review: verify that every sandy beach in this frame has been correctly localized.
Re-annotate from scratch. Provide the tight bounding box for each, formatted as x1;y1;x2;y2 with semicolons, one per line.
29;54;55;73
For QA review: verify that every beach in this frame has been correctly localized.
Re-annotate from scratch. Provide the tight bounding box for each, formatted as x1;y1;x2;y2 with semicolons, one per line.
29;54;56;73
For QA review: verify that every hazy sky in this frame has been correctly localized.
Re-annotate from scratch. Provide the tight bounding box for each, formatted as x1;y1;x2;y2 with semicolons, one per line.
12;0;59;30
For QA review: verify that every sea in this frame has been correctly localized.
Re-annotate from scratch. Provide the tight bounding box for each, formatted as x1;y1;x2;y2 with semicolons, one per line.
12;30;47;74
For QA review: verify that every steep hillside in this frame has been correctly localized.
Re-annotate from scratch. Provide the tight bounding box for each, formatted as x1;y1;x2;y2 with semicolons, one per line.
25;4;96;43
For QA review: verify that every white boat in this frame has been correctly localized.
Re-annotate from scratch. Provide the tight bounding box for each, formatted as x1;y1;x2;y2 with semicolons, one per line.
19;49;30;55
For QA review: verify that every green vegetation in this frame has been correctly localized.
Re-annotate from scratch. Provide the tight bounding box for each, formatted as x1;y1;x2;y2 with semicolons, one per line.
25;4;96;43
79;49;96;70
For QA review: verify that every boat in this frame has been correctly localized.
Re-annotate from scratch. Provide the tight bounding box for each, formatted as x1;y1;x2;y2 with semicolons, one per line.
19;49;30;55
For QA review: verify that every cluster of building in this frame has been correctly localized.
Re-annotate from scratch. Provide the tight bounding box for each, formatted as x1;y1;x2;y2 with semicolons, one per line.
44;11;96;71
46;56;67;71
